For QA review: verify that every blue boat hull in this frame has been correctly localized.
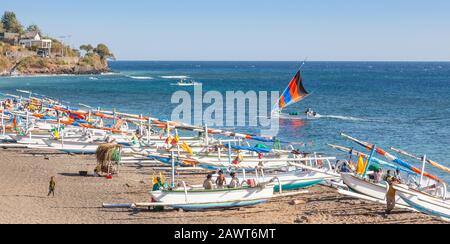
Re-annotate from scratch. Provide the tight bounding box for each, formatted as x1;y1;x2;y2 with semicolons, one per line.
172;199;269;211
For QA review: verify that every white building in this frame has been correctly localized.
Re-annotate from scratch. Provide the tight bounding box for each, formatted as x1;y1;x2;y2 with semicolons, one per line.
19;31;52;49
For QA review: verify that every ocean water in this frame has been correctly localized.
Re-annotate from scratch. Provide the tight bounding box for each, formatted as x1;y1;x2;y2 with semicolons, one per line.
1;61;449;181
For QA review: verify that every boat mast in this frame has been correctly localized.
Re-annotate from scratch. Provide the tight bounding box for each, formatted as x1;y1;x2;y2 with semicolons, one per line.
420;155;427;187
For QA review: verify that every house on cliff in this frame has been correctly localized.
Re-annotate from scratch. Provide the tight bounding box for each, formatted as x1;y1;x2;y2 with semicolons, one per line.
19;31;52;56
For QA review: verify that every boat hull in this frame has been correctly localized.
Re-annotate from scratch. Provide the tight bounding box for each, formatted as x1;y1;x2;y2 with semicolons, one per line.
171;199;269;211
151;185;273;210
395;186;450;221
246;171;335;192
341;173;408;206
43;139;100;154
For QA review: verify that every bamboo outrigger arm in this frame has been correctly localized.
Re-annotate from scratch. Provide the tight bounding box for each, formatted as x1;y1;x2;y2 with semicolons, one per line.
390;147;450;174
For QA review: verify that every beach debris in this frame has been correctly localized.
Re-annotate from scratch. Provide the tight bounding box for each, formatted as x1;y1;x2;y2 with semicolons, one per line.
290;199;306;205
295;216;311;224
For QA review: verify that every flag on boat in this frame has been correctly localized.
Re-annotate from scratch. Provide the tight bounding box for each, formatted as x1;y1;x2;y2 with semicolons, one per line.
357;155;366;175
180;142;194;155
278;71;309;110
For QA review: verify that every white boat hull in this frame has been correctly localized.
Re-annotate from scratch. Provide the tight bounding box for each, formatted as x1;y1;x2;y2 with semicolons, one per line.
151;185;273;210
43;139;100;154
394;186;450;221
341;173;409;207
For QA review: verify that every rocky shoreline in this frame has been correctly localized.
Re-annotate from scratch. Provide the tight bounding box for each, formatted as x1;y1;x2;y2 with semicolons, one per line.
0;57;111;77
0;68;111;77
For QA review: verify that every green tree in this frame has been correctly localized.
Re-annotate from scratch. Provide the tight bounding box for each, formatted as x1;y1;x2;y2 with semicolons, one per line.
1;11;23;33
93;43;114;61
26;24;41;34
80;44;94;53
0;21;4;33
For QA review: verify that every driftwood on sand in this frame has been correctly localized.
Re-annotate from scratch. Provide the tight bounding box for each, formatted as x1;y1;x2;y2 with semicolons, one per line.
95;143;123;175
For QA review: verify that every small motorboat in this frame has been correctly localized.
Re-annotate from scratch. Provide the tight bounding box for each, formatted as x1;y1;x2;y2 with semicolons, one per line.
172;79;202;87
282;109;319;119
303;108;319;118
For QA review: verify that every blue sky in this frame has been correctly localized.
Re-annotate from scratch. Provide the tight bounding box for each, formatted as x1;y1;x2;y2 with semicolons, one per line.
2;0;450;61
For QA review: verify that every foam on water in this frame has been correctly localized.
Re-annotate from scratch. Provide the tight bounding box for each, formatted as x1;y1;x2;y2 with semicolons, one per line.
315;114;368;122
127;76;154;80
160;75;190;79
276;113;369;122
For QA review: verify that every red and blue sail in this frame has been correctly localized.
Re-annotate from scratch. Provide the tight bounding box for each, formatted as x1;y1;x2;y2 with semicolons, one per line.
279;71;309;110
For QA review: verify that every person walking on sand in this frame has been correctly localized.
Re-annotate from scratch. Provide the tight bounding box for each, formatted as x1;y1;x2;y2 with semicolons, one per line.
48;176;56;197
385;175;400;215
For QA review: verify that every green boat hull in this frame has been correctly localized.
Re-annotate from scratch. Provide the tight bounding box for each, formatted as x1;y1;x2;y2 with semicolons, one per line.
274;179;323;192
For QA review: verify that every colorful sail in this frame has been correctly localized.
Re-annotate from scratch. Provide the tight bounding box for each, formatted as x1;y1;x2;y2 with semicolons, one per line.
278;71;309;110
340;133;445;184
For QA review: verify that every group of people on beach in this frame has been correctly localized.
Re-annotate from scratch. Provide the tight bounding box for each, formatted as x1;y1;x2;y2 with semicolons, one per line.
203;170;241;190
151;170;242;191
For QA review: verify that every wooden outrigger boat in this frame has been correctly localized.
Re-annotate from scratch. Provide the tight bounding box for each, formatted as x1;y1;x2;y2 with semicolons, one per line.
340;173;410;207
333;134;449;215
150;184;274;210
387;148;450;221
394;185;450;222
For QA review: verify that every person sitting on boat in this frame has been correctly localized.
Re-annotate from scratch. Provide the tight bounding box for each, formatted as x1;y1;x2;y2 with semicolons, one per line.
338;161;350;173
203;174;214;190
374;168;384;183
228;172;240;189
152;177;165;191
383;170;394;182
395;169;402;182
215;170;227;189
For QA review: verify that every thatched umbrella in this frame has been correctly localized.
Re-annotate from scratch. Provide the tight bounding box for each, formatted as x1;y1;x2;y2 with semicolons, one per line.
95;143;123;175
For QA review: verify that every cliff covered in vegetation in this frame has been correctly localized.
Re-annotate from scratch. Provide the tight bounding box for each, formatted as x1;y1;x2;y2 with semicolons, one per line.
0;11;114;76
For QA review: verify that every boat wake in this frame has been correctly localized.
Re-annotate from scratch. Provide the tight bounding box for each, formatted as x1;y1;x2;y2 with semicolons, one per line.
314;114;368;122
127;75;154;80
160;75;190;79
275;113;369;122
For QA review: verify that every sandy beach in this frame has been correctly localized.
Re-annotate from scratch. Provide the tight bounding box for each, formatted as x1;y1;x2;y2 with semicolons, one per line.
0;148;445;224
